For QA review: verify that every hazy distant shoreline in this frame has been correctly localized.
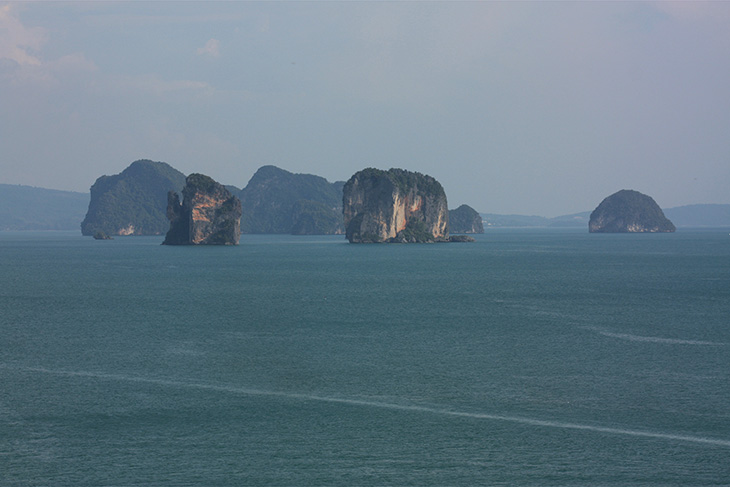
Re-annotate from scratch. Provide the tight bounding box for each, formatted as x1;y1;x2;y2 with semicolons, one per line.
1;183;729;231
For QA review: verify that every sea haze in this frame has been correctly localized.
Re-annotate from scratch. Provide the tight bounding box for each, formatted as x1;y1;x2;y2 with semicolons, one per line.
1;229;729;486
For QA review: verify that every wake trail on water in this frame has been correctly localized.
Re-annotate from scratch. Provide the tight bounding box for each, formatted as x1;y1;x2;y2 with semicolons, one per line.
6;364;730;448
584;327;726;346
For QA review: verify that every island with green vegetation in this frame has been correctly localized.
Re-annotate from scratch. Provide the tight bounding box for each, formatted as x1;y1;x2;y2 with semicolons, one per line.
236;165;344;235
342;168;459;243
81;160;186;236
589;189;676;233
449;204;484;234
163;174;242;245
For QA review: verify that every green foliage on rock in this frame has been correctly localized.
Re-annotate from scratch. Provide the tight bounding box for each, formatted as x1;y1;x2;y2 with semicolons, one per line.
238;165;344;235
185;173;218;194
343;168;445;202
589;189;676;233
389;219;436;243
449;204;484;234
290;199;344;235
81;160;186;236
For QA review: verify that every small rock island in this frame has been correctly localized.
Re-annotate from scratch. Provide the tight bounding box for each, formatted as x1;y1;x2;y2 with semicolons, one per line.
163;173;242;245
449;204;484;234
589;189;675;233
342;168;452;243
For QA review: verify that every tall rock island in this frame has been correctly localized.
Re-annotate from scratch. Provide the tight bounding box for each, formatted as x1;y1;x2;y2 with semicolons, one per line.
163;174;242;245
449;204;484;234
81;160;186;236
589;189;675;233
342;168;449;243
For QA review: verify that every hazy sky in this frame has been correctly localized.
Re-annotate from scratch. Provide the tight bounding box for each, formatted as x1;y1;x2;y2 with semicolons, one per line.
2;1;729;216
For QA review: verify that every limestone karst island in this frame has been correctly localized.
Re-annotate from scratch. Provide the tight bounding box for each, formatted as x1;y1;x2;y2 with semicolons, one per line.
28;158;728;241
163;174;242;245
342;168;473;243
449;204;484;234
589;189;676;233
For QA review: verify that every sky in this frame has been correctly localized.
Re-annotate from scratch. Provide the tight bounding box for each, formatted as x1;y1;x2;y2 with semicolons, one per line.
1;1;729;217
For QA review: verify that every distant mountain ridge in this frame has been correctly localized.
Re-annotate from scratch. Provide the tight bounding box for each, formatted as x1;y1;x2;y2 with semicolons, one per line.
482;205;730;228
663;204;730;228
480;212;592;228
0;184;88;231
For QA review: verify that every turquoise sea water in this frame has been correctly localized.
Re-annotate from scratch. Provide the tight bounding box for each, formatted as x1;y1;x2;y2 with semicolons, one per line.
1;229;729;486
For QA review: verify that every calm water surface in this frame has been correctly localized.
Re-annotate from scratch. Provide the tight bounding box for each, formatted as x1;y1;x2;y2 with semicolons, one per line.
1;229;729;486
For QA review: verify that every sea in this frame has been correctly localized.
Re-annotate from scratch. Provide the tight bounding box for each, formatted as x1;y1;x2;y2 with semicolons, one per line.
1;229;729;486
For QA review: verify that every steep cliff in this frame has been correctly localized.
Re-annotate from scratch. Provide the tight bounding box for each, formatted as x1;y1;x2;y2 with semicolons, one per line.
163;174;242;245
343;168;449;243
81;160;186;236
449;204;484;234
589;189;675;233
238;165;344;235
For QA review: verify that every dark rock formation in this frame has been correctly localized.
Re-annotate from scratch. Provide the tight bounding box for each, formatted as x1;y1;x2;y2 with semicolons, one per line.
163;174;242;245
237;165;344;235
81;160;186;236
93;230;113;240
589;189;675;233
343;168;449;243
448;235;475;242
449;204;484;234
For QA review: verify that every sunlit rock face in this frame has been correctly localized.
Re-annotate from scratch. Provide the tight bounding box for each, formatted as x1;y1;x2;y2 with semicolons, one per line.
342;168;449;243
589;189;675;233
163;173;242;245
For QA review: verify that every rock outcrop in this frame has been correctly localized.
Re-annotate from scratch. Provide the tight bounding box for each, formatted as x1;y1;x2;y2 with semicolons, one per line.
81;160;186;236
237;165;344;235
449;204;484;234
163;174;242;245
589;189;675;233
343;168;449;243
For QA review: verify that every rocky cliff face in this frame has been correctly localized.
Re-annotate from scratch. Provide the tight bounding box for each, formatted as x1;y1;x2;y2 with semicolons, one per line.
81;160;186;236
343;168;449;243
589;189;675;233
163;174;242;245
449;204;484;234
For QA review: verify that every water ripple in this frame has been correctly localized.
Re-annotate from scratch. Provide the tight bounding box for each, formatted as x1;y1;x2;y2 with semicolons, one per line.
5;364;730;448
585;327;725;346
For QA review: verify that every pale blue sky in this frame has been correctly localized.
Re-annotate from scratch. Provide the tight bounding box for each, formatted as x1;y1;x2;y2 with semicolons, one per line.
2;1;729;216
